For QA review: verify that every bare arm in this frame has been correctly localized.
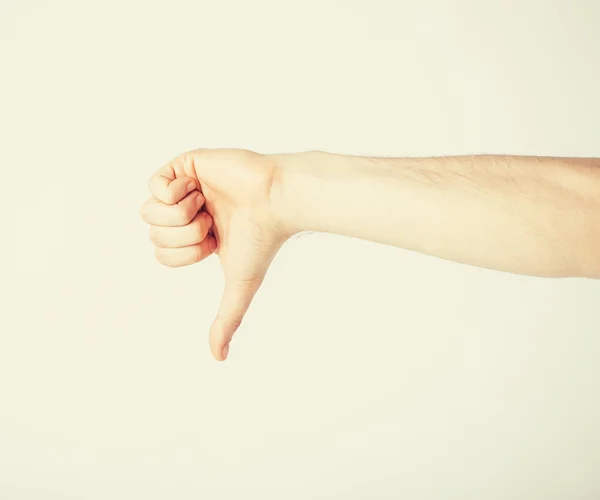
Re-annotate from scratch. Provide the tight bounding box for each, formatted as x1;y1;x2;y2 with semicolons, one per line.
143;149;600;359
273;152;600;278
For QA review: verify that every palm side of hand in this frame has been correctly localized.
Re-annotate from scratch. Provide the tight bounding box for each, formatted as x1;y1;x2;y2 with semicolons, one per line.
142;148;287;360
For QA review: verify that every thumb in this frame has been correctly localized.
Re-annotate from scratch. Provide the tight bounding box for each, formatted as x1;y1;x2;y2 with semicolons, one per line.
209;277;263;361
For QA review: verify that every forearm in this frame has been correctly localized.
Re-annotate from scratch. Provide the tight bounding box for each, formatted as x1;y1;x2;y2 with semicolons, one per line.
272;151;600;278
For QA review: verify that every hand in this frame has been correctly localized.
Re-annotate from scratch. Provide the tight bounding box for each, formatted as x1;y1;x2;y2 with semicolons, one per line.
140;149;289;361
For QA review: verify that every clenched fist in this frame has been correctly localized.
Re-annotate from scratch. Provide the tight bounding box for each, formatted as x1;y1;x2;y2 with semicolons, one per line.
140;149;290;361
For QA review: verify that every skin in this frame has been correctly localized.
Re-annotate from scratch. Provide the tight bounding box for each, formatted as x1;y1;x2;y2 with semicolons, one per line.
140;149;600;361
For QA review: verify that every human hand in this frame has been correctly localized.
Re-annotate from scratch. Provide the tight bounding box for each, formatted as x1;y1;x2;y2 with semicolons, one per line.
140;149;289;361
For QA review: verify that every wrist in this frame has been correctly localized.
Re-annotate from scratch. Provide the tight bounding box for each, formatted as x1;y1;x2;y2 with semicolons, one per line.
269;151;320;238
269;150;394;241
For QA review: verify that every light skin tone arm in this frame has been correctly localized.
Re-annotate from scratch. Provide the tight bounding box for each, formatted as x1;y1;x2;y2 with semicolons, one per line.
140;149;600;361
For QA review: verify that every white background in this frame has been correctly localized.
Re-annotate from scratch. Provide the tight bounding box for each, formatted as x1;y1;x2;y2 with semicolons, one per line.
1;1;599;498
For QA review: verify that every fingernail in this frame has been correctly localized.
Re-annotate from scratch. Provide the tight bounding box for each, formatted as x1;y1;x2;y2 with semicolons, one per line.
187;182;195;192
221;343;230;360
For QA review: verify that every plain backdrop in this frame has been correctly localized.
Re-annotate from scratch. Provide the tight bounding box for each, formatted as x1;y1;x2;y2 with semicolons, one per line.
1;1;599;499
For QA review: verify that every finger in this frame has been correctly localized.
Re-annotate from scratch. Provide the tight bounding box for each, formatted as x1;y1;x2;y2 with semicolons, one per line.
140;191;205;227
149;211;213;248
148;164;197;205
209;277;263;361
154;236;216;268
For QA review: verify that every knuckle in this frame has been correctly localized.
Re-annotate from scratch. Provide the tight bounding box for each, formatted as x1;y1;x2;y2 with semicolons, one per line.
154;248;166;265
227;317;243;331
163;190;176;205
148;226;161;246
190;149;206;171
191;217;205;243
155;248;174;268
201;211;212;231
139;204;149;223
177;204;195;225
